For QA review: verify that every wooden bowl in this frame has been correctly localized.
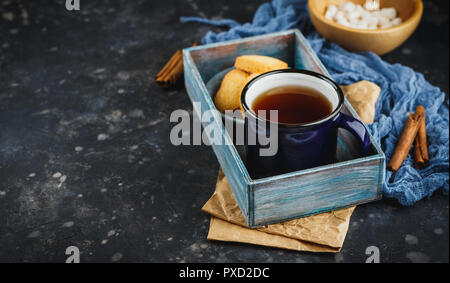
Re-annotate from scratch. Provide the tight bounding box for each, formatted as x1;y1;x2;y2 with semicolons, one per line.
308;0;423;55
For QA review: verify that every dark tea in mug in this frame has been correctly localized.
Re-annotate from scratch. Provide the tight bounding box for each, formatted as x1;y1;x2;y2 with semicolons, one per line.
251;86;333;124
241;69;371;178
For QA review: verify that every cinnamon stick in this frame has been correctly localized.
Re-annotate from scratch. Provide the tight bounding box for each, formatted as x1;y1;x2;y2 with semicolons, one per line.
413;105;429;168
155;50;183;88
156;51;181;78
387;108;424;172
155;43;197;89
413;138;425;169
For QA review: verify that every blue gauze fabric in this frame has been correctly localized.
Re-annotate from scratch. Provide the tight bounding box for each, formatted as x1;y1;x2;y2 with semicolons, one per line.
180;0;449;206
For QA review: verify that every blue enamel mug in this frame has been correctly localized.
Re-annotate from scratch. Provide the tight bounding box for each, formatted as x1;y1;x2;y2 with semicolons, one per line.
241;69;371;178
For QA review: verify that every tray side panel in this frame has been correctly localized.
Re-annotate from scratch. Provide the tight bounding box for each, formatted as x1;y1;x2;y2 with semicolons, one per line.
183;51;251;222
189;33;294;83
252;159;382;226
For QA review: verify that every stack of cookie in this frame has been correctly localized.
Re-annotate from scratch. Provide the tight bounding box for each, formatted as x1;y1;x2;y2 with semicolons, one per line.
214;55;288;112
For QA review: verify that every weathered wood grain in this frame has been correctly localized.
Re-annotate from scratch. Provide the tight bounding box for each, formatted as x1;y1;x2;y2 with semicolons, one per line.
252;158;382;226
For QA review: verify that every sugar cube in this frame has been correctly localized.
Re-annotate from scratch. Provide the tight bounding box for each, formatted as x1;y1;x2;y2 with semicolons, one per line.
327;4;338;14
377;16;390;27
325;2;400;31
380;22;393;29
346;10;361;20
355;4;365;13
334;11;346;21
337;18;351;27
371;10;381;18
365;15;379;27
349;17;360;26
325;6;337;20
392;17;403;26
359;8;370;18
380;7;397;20
339;2;355;12
358;21;369;30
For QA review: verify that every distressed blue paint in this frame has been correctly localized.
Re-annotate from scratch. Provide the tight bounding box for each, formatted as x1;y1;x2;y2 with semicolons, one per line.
183;29;385;228
189;32;293;83
294;36;305;70
252;160;381;225
183;51;251;222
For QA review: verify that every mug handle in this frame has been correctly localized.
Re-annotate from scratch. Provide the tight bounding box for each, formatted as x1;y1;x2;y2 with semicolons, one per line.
333;113;371;155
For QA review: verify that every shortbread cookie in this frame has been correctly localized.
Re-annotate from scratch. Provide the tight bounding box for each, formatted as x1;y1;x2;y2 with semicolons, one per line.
235;55;288;74
214;69;250;112
239;73;262;117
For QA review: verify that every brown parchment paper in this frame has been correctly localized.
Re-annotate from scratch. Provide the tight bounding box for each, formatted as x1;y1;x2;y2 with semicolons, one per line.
203;170;354;252
202;81;380;252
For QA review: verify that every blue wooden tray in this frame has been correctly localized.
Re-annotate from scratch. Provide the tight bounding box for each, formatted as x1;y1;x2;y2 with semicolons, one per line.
183;29;385;228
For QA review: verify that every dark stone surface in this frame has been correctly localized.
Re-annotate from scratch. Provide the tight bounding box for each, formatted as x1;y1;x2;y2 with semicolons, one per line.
0;0;448;263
